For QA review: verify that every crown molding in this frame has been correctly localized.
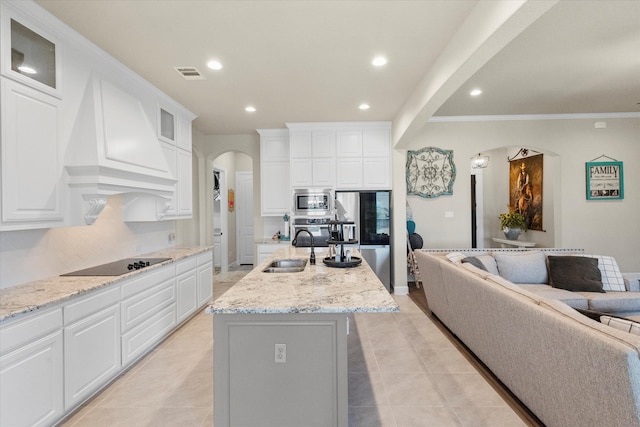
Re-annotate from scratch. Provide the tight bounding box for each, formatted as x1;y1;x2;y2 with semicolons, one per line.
428;112;640;123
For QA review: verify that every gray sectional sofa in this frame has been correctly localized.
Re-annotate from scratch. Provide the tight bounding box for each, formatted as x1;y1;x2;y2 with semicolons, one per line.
414;248;640;427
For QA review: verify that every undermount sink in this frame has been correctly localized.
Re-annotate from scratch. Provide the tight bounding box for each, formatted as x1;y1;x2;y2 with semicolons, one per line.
262;258;308;273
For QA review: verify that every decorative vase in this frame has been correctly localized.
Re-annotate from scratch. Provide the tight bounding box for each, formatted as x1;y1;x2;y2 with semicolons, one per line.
503;227;522;240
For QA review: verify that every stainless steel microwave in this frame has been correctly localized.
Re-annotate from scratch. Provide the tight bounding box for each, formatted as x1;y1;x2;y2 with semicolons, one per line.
293;189;332;216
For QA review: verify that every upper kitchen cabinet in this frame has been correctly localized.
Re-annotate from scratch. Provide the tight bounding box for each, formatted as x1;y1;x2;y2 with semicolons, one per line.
288;125;336;188
288;122;391;191
156;108;194;220
0;6;65;231
1;0;196;227
1;9;61;98
336;123;391;190
258;129;290;216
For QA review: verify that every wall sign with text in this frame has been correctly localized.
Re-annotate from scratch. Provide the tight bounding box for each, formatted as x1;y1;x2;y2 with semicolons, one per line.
586;161;624;200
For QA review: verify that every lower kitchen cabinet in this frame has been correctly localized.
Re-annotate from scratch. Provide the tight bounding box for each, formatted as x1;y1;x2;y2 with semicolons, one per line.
0;250;212;425
197;252;214;306
121;304;176;366
176;258;198;322
64;304;120;410
0;309;64;427
63;286;121;411
120;264;176;367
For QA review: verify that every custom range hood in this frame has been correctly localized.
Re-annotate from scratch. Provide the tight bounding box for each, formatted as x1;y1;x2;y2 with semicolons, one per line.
65;76;176;225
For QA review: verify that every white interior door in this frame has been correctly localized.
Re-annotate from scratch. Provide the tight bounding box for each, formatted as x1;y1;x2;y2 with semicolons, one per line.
236;171;254;265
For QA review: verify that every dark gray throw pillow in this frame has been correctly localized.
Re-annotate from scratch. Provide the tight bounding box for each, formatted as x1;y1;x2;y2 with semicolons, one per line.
548;256;604;293
462;256;488;272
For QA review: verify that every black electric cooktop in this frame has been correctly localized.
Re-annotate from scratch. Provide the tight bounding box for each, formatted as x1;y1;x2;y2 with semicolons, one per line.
61;258;172;276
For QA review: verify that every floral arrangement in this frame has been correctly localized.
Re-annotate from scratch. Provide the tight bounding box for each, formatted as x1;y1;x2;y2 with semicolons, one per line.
499;208;527;230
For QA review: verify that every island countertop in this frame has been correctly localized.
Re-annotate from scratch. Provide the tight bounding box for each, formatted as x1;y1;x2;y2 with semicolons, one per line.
206;246;399;314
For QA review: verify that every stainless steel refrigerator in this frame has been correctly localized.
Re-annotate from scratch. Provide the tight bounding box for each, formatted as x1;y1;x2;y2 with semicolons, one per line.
335;191;392;291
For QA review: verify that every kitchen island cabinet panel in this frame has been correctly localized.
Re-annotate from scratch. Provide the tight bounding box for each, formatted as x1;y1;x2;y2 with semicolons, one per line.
214;313;348;427
0;308;64;427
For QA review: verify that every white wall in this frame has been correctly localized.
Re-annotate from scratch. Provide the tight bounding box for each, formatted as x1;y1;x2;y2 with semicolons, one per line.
401;116;640;272
0;195;176;289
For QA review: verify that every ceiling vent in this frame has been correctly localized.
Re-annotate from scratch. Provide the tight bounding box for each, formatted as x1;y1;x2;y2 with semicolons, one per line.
174;67;205;80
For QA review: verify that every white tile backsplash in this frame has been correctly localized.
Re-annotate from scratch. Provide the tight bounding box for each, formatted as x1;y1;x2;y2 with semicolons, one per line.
0;195;175;289
263;216;286;239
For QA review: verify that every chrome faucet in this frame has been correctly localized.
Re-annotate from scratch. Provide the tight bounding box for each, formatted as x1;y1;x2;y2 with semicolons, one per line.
292;229;316;265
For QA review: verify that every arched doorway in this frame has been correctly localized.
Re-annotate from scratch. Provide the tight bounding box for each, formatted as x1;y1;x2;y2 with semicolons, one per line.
210;151;254;270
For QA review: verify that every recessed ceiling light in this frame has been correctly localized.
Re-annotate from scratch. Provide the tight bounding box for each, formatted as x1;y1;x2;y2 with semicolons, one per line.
470;88;482;96
371;56;387;67
207;60;223;70
245;106;256;113
359;103;370;110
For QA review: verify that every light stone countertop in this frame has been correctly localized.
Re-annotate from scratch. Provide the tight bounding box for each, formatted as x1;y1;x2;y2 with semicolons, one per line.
207;246;399;314
0;246;212;323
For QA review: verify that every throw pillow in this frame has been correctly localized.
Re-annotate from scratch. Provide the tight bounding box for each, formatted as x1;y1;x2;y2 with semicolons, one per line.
600;315;640;336
474;254;500;275
446;252;466;263
462;256;488;271
548;256;604;293
494;251;548;284
586;255;626;291
548;254;626;291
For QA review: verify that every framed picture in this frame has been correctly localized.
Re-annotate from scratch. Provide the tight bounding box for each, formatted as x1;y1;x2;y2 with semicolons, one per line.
406;147;456;198
586;161;624;200
509;154;543;231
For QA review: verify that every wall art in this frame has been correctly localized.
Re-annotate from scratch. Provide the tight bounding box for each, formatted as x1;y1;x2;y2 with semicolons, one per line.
406;147;456;198
586;160;624;200
509;153;543;231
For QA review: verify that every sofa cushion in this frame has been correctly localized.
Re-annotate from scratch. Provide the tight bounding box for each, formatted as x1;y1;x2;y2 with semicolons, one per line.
462;255;499;275
548;256;604;293
600;316;640;336
519;285;589;309
578;292;640;313
494;251;548;284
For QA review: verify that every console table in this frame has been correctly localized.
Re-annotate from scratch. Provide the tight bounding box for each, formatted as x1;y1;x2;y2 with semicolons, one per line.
492;237;536;248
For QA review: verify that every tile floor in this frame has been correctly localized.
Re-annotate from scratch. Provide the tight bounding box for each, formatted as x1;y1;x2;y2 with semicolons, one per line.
61;266;530;427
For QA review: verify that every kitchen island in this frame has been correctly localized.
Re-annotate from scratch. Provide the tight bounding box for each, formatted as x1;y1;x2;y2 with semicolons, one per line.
206;245;398;427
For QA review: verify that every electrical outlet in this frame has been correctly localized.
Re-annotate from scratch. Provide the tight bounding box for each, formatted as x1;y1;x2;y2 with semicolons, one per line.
275;344;286;363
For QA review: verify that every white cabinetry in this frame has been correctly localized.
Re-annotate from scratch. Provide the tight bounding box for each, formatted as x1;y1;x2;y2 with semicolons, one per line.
159;110;193;220
259;129;291;216
120;264;176;366
290;128;336;188
287;122;391;191
197;251;214;306
0;77;64;230
0;309;64;427
176;257;198;322
0;250;212;426
335;124;391;190
256;243;282;265
63;286;121;410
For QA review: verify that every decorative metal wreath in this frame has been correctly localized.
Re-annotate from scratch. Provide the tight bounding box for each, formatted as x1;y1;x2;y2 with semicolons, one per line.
406;147;456;198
